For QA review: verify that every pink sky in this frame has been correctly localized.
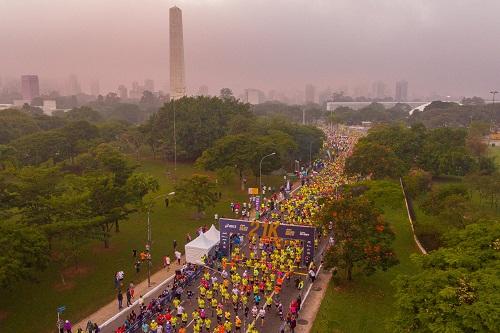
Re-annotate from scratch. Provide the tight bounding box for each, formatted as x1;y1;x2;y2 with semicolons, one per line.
1;0;499;98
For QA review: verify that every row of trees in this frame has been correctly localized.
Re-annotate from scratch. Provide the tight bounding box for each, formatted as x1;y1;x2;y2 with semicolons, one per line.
140;96;325;174
345;123;495;179
393;220;499;332
0;144;158;287
324;100;500;128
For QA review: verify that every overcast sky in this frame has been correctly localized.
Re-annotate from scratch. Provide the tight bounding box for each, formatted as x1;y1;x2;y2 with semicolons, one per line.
1;0;499;98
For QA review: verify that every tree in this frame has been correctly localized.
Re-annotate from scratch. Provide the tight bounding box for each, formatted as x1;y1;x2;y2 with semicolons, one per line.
421;184;469;216
216;166;235;185
345;141;407;179
173;175;219;218
145;96;253;161
61;107;103;123
402;168;432;198
60;120;100;162
0;144;17;170
78;144;158;245
392;221;500;333
220;88;235;100
120;127;145;160
0;221;50;288
317;196;398;281
0;109;41;144
461;96;485;105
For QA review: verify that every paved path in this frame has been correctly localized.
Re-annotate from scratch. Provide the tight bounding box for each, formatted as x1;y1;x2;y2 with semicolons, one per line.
295;268;332;333
74;259;184;333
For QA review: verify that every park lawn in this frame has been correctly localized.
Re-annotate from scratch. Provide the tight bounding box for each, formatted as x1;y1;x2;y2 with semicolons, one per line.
488;145;500;167
411;146;500;249
311;181;422;333
0;158;282;333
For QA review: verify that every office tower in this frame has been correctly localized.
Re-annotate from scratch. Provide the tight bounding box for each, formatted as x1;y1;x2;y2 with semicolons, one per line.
395;80;408;102
169;6;186;100
372;81;386;99
90;80;100;96
118;85;128;99
198;85;209;96
318;87;333;105
144;79;155;92
305;84;315;104
21;75;40;101
244;89;264;105
67;74;81;95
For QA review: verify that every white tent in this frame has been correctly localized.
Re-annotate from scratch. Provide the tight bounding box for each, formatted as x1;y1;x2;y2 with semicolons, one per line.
204;224;220;244
185;233;217;264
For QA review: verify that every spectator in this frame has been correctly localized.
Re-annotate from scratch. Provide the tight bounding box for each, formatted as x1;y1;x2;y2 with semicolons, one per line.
117;290;123;310
63;320;72;333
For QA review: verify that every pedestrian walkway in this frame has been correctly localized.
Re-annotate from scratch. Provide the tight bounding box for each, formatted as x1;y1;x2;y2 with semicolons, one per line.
295;268;332;333
74;259;184;332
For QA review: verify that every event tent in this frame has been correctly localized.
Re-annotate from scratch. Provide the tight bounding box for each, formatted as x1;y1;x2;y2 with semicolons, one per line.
184;233;217;264
204;224;220;244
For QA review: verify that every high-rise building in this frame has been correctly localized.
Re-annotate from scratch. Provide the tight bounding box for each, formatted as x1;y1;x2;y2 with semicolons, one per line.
318;87;333;106
118;85;128;99
21;75;40;101
170;6;186;100
305;84;315;104
144;79;155;92
90;80;100;96
244;89;264;105
67;74;81;95
395;80;408;102
372;81;386;99
198;85;209;96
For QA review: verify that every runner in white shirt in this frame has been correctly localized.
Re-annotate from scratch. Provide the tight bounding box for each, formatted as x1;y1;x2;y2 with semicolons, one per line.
258;307;266;326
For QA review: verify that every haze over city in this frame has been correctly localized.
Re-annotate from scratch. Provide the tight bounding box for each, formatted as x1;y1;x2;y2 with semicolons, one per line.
1;0;499;99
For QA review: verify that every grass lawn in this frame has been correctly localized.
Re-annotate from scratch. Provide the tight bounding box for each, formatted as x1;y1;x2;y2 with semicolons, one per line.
311;181;422;333
488;145;500;167
0;158;283;333
411;146;500;249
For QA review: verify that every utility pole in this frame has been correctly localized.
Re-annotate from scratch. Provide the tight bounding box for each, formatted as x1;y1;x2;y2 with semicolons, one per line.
259;152;276;193
490;90;499;104
302;108;306;125
172;98;177;171
146;192;175;287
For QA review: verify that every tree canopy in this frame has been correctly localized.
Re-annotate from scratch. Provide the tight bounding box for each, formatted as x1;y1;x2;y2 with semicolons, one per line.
317;196;398;281
393;220;500;333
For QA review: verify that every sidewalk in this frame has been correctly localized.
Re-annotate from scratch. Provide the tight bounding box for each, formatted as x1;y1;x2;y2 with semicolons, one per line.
296;268;333;333
74;259;183;332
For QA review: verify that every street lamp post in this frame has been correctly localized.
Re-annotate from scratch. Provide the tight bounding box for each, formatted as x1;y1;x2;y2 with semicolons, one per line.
490;90;499;104
259;152;276;193
146;191;175;287
309;141;313;168
172;98;177;171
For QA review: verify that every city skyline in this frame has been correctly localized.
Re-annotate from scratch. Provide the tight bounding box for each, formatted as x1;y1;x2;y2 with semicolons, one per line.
1;1;499;98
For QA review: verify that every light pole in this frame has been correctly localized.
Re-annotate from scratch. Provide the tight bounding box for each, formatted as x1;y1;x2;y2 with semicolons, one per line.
171;98;177;171
309;141;313;168
490;90;499;104
146;191;175;287
259;152;276;193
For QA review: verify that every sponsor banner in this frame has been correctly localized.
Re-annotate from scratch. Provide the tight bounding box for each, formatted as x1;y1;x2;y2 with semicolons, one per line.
248;187;259;195
219;218;315;264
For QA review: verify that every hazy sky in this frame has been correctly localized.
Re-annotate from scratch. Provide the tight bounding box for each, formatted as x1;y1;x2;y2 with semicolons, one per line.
1;0;499;98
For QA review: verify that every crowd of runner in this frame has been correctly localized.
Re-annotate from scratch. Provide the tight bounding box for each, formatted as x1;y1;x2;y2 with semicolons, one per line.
104;126;361;333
